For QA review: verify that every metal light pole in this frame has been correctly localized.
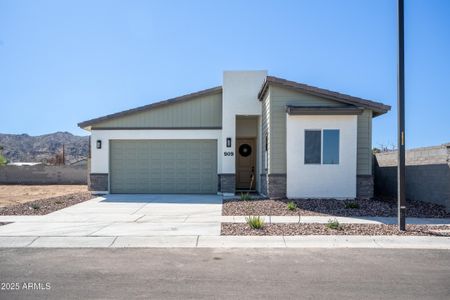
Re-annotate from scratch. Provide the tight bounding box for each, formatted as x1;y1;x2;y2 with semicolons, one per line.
397;0;406;230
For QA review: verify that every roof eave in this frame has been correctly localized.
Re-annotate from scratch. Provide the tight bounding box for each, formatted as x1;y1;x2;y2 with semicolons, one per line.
286;105;365;115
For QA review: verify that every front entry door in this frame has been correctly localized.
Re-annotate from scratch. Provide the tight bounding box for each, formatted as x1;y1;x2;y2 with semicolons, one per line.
236;138;256;190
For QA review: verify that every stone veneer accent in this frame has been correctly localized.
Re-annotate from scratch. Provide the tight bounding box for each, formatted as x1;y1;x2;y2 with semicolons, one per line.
89;173;108;191
259;174;267;196
218;174;236;194
357;175;374;199
267;174;286;199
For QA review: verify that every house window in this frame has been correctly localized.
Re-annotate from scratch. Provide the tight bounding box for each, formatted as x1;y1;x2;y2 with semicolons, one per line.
304;129;340;165
304;130;321;164
323;129;340;164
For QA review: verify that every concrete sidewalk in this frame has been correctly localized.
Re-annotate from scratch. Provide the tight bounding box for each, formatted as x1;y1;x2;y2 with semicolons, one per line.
0;235;449;249
2;215;449;225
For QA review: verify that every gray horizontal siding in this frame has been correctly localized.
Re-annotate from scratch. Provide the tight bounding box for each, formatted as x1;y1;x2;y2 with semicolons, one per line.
269;86;348;174
94;92;222;128
357;109;373;175
261;90;270;172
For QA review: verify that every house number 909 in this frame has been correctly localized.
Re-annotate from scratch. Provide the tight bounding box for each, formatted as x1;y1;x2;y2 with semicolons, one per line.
224;152;234;156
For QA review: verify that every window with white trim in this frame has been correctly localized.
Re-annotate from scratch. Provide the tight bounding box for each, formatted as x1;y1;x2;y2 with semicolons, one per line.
304;129;340;165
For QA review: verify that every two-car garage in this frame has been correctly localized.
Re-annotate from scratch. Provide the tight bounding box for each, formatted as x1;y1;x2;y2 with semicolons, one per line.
109;140;217;194
79;86;224;194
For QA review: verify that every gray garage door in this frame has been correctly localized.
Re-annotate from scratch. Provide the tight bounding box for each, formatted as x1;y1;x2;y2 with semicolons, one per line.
110;140;217;194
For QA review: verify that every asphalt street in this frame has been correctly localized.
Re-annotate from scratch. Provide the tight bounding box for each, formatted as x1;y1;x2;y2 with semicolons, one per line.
0;248;449;299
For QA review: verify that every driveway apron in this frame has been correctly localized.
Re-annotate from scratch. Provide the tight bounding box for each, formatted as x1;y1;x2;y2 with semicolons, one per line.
0;194;223;237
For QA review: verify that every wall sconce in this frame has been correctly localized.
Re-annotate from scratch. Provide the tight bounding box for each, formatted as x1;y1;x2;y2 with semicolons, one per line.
226;138;232;148
96;140;102;149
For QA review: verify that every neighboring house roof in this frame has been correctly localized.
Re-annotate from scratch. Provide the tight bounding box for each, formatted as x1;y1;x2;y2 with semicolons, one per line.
70;158;87;166
78;86;222;129
8;162;42;166
258;76;391;116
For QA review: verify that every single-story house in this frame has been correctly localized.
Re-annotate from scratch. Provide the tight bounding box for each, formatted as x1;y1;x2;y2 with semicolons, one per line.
78;71;390;199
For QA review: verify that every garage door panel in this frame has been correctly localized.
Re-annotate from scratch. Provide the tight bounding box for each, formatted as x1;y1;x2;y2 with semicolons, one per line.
110;140;217;194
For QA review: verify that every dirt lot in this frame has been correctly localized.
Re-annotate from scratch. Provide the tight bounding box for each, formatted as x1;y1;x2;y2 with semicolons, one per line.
0;185;88;208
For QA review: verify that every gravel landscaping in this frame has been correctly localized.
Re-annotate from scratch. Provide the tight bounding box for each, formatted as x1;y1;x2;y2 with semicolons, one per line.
223;197;450;218
221;223;450;236
0;192;93;215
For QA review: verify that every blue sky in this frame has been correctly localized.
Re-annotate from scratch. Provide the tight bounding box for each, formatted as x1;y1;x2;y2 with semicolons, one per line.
0;0;449;149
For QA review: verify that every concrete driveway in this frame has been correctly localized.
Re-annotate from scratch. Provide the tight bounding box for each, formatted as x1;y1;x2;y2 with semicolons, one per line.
0;194;223;237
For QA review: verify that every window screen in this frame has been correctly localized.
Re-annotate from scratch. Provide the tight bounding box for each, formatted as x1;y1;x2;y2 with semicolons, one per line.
304;130;321;164
323;129;340;164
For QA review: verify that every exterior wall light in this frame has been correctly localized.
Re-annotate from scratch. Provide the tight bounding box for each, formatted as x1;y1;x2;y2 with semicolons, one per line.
226;138;232;148
96;140;102;149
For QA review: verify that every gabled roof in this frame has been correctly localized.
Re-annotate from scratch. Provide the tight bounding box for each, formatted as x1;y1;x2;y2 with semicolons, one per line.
258;76;391;116
79;74;390;130
78;86;222;129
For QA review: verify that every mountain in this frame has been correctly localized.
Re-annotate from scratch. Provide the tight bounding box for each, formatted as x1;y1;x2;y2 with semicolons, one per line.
0;132;89;164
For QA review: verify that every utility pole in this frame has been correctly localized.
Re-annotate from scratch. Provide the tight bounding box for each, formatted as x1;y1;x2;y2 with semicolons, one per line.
397;0;406;230
62;144;65;166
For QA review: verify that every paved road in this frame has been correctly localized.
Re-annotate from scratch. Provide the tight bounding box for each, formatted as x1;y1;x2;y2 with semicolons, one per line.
0;248;449;299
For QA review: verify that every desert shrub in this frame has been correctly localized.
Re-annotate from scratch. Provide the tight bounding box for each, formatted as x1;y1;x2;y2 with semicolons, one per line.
0;152;7;166
287;201;297;211
240;193;251;201
246;216;265;229
326;218;342;230
345;202;360;209
30;203;40;210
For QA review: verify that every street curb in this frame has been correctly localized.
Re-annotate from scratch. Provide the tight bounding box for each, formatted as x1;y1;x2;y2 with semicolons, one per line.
0;235;449;249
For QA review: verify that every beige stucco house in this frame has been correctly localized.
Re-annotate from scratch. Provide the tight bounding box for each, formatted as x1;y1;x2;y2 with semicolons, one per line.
78;71;390;198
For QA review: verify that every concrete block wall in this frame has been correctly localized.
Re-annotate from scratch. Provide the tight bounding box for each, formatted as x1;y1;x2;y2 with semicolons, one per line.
374;143;450;211
0;165;87;185
375;144;450;166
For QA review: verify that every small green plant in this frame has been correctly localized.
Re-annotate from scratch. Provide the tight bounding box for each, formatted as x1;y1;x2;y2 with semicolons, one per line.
246;216;265;229
287;201;297;211
55;200;63;205
240;192;251;201
326;218;342;230
345;202;360;209
30;203;40;210
0;145;7;166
